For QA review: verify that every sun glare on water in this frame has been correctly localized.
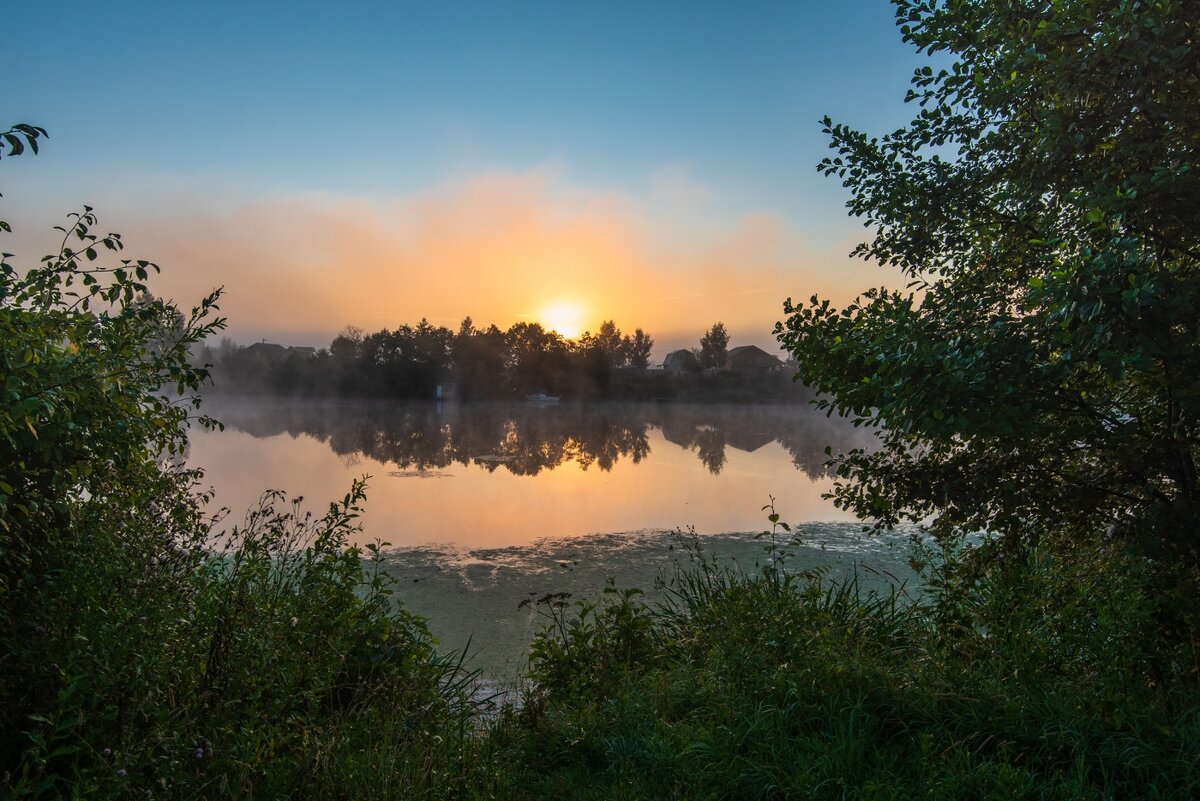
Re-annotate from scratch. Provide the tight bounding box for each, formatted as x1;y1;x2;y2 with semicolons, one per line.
537;300;586;339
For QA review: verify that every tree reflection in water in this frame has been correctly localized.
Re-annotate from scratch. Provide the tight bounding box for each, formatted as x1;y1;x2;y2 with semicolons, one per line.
204;399;874;480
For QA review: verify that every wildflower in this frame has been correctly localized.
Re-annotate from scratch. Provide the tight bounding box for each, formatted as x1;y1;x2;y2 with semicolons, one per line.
290;616;298;628
102;748;112;757
194;747;204;760
117;769;126;778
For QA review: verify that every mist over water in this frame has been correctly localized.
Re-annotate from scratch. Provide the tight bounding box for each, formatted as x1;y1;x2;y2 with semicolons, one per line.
189;398;907;673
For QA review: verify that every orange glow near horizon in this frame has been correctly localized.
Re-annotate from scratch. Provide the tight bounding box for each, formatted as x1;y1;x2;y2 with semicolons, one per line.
537;299;587;339
65;167;884;351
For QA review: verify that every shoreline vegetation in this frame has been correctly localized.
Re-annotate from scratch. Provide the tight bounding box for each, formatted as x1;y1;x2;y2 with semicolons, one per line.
4;0;1200;797
195;321;813;405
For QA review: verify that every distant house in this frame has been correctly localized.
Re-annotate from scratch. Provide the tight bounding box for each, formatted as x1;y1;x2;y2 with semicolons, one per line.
662;349;701;374
243;342;316;363
725;345;783;374
435;382;458;401
243;342;288;361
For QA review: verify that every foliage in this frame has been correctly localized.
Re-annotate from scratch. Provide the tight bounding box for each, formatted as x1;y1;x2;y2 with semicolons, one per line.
504;321;574;395
777;1;1200;575
495;540;1200;799
571;320;654;372
203;317;662;400
0;127;502;799
623;328;654;371
584;320;626;370
3;475;502;798
0;124;47;162
523;582;657;703
697;321;729;369
452;317;509;400
0;139;222;600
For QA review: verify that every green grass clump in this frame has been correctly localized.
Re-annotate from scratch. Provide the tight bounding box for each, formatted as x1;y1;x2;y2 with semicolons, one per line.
8;484;1196;800
2;478;508;800
494;540;1200;800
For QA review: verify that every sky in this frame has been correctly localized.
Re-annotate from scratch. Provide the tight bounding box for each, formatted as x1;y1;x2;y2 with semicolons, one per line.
5;0;925;357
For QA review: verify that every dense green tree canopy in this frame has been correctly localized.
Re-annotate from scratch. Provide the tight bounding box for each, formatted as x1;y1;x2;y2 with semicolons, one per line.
777;0;1199;563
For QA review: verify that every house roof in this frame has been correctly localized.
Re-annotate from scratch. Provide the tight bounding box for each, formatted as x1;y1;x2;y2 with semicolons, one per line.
245;342;287;355
726;345;783;369
662;349;700;370
728;345;780;360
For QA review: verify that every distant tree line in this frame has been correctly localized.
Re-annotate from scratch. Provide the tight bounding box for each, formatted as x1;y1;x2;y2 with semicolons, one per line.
196;318;656;400
195;318;809;403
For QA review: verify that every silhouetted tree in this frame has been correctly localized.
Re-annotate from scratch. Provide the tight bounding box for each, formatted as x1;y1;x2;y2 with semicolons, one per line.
699;322;729;369
329;325;365;393
453;318;508;400
330;325;364;362
204;317;687;401
574;340;611;398
623;328;653;370
505;322;570;395
593;320;626;368
406;318;454;396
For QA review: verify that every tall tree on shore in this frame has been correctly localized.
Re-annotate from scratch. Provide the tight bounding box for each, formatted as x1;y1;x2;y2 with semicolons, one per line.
776;0;1200;570
505;322;570;395
624;328;654;370
593;320;626;368
453;318;507;400
698;322;729;369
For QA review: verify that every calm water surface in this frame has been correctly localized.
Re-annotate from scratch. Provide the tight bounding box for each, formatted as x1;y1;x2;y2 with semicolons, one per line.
190;398;914;675
191;398;877;548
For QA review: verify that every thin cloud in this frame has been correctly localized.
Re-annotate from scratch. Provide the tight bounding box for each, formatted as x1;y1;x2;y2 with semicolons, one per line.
650;164;714;211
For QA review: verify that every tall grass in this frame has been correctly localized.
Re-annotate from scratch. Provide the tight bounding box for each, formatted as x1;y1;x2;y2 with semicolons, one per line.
2;476;506;800
495;533;1200;800
6;468;1196;800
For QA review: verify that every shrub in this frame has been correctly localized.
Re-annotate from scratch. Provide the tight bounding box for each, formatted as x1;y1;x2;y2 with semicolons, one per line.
0;128;496;799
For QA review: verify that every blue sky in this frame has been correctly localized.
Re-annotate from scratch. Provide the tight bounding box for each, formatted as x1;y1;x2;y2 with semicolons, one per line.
6;1;925;353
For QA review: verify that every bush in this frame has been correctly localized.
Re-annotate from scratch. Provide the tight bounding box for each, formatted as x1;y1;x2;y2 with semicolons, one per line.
0;134;499;798
5;482;493;798
498;538;1200;800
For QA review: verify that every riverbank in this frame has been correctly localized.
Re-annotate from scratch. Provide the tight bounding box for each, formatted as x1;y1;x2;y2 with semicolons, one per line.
6;478;1197;799
486;541;1200;799
378;523;918;680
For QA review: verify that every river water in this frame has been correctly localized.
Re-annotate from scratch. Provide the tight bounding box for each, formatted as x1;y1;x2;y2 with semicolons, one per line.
189;398;917;676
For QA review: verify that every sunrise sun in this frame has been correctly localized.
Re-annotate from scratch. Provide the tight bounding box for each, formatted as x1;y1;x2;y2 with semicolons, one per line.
537;299;586;339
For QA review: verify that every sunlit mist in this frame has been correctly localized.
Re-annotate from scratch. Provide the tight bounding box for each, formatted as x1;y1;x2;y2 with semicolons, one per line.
537;299;587;339
8;168;884;356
